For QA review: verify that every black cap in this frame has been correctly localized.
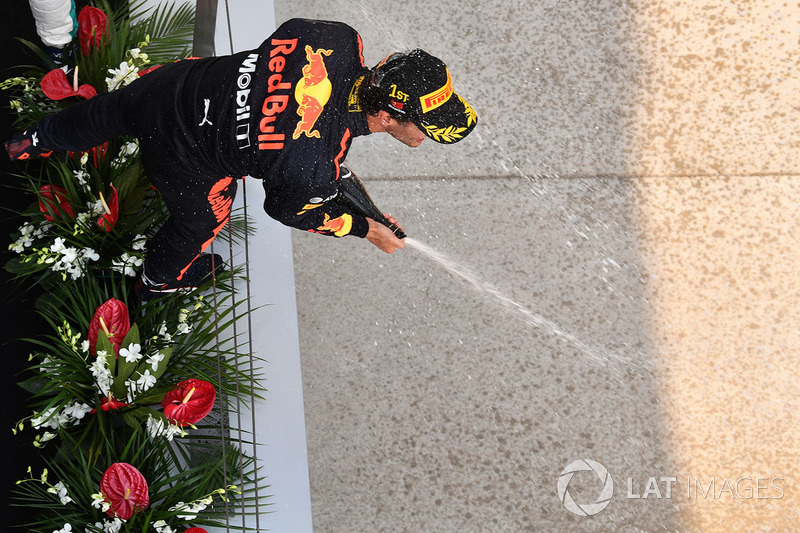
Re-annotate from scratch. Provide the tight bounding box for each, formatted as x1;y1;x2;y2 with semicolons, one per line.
371;49;477;144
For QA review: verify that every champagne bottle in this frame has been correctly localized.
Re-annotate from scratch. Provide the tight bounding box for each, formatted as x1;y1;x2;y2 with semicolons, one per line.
337;165;406;239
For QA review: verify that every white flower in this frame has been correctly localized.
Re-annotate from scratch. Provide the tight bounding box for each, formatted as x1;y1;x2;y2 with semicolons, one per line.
61;247;79;264
9;239;26;253
47;481;74;505
145;415;186;442
53;523;72;533
81;340;90;353
153;521;171;533
50;237;66;254
37;431;57;445
47;238;96;280
146;415;164;439
131;235;147;251
120;139;139;156
124;379;137;403
51;245;86;280
9;223;35;252
146;351;165;372
89;199;105;216
169;496;212;520
153;520;175;533
119;343;142;363
62;402;92;422
136;369;157;392
111;253;143;277
112;140;140;168
121;141;138;156
157;322;173;343
176;308;193;334
80;152;89;166
72;169;88;187
81;248;100;262
169;501;198;521
90;492;110;512
75;212;92;227
32;407;61;430
100;517;123;533
106;61;139;91
90;351;113;395
33;402;91;433
20;222;35;237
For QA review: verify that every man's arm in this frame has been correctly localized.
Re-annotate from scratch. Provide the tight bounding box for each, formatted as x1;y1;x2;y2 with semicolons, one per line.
263;182;368;236
262;183;404;253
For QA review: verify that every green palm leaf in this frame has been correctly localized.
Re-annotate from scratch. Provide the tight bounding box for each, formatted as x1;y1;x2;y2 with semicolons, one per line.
128;0;196;62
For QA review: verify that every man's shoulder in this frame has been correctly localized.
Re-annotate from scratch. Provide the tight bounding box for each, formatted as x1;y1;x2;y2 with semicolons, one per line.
275;18;359;40
269;18;365;69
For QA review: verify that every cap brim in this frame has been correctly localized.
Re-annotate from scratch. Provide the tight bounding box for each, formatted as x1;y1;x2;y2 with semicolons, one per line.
416;93;478;144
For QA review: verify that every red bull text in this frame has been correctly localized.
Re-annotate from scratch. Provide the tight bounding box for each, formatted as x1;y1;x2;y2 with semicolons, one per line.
257;38;298;151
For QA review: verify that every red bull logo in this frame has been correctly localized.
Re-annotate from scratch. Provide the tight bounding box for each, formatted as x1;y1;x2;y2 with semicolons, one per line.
293;46;333;140
311;213;353;237
296;202;323;215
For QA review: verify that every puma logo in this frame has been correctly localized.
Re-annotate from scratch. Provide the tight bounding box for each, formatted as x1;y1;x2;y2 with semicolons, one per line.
199;99;213;126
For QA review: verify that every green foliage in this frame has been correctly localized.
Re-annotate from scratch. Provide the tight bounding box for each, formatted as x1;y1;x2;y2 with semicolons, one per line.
4;2;266;531
128;0;196;63
13;429;263;532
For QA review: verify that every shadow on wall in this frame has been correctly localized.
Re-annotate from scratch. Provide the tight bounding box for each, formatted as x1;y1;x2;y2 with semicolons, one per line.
629;3;800;531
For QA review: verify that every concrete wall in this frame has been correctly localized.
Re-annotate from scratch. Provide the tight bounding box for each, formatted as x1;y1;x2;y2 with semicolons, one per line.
277;1;799;531
205;2;314;531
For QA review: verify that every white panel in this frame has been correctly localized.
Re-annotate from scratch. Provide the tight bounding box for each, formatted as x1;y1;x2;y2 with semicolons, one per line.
210;1;313;532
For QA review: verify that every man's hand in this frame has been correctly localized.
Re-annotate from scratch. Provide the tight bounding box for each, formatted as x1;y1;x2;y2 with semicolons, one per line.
366;215;405;253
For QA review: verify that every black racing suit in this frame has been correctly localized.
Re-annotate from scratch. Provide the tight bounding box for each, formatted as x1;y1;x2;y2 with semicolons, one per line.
38;18;374;283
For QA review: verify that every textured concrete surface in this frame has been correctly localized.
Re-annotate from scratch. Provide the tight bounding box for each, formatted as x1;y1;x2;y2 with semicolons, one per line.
277;0;798;180
276;0;799;531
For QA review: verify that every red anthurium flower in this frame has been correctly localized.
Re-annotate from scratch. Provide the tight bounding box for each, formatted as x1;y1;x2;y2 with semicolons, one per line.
38;185;74;221
99;462;149;520
88;298;130;356
100;394;129;411
41;68;97;100
88;142;109;167
89;394;130;414
185;529;209;533
97;185;119;232
77;6;108;56
70;141;109;167
162;379;216;425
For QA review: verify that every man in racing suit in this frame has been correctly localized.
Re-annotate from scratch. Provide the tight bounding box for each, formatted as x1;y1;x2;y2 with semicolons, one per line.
5;18;478;296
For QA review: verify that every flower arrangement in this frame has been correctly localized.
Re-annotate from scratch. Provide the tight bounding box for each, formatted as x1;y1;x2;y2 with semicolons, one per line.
4;2;263;531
